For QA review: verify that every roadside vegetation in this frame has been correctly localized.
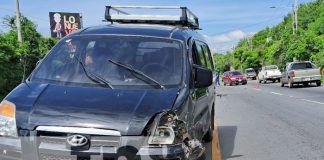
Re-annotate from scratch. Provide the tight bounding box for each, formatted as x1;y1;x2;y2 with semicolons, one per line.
217;0;324;73
0;16;58;100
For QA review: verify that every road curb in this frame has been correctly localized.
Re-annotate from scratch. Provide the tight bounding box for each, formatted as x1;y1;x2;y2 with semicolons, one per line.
212;120;222;160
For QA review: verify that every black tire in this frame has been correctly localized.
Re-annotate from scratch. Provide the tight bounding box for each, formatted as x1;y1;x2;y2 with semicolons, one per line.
272;80;276;83
316;81;321;87
288;78;293;88
203;126;213;142
203;109;214;142
117;146;141;160
277;78;281;83
197;152;207;160
259;80;262;83
263;79;267;84
303;82;309;87
281;80;285;87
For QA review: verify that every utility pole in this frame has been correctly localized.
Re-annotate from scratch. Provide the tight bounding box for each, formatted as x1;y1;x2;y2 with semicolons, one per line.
231;45;235;71
294;0;298;33
16;0;26;83
240;56;243;73
292;0;298;35
248;35;253;51
15;0;22;42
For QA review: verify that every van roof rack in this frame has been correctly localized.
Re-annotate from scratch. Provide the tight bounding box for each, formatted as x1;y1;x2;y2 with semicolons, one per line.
105;6;199;29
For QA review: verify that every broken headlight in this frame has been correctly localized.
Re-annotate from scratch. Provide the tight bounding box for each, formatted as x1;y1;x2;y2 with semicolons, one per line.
148;111;185;145
0;100;18;137
148;126;175;145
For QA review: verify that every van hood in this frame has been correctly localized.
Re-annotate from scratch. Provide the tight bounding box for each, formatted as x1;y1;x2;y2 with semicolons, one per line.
6;83;179;135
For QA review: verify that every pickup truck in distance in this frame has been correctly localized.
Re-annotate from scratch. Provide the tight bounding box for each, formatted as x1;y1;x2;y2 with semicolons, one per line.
281;61;322;88
258;65;282;83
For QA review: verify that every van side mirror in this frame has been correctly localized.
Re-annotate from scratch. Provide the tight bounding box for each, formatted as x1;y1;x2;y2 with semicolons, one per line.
193;65;213;88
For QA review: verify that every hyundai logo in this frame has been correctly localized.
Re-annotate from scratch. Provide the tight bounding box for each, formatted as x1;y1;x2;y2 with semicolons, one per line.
66;135;88;147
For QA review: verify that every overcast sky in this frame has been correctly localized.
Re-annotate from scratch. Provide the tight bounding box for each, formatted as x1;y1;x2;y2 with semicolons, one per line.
0;0;313;53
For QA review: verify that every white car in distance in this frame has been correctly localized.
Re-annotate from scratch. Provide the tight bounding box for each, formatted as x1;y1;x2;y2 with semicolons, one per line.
258;65;282;83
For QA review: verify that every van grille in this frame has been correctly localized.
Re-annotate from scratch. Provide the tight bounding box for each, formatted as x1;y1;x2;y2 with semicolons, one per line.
37;131;120;160
39;153;115;160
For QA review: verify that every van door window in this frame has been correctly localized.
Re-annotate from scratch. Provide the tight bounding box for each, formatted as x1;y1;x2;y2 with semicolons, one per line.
201;43;214;71
192;42;199;65
194;42;208;67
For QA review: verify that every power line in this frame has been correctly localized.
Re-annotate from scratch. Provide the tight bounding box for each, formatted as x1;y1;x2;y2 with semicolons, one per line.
210;0;294;36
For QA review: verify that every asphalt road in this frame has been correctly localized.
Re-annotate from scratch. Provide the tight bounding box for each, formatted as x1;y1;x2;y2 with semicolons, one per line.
215;80;324;160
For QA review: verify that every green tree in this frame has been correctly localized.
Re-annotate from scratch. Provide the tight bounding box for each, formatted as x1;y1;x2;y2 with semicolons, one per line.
0;16;58;100
233;0;324;72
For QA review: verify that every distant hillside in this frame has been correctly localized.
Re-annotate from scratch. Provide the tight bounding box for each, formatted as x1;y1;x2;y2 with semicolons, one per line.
232;0;324;71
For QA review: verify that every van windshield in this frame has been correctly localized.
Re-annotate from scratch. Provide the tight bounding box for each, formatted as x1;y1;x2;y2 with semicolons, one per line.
31;36;183;89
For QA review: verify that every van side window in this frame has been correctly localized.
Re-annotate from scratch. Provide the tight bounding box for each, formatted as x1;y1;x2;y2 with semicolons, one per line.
194;42;208;67
192;42;200;65
202;43;214;71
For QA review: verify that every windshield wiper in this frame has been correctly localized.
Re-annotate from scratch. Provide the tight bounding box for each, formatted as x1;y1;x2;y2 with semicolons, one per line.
108;59;165;90
73;55;113;89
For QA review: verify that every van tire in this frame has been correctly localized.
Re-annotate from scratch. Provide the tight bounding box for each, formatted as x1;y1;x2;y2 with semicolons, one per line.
197;152;207;160
203;109;214;142
316;81;321;87
203;125;213;143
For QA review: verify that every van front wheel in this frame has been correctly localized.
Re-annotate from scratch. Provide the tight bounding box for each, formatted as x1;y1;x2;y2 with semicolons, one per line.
203;110;214;142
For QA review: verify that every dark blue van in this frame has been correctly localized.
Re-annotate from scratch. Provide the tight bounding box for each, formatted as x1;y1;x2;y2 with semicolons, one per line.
0;6;215;160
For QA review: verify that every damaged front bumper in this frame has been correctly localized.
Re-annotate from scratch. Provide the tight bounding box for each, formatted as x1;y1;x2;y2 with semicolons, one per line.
0;135;205;160
0;137;22;160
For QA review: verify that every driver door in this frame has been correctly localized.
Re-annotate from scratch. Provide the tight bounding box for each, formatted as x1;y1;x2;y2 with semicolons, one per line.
190;40;212;139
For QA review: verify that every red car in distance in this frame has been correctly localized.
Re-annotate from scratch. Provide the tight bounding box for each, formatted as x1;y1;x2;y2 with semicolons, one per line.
222;71;247;86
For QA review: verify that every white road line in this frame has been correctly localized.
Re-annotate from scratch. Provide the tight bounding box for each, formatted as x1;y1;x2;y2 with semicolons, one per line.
301;99;324;105
258;85;324;105
270;92;283;96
